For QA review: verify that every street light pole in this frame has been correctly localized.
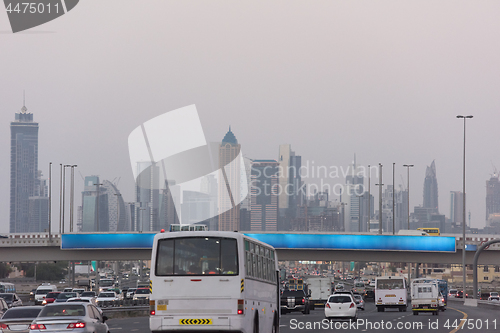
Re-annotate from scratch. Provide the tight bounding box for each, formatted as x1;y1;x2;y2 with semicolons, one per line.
62;165;71;233
457;115;473;301
69;165;77;232
368;164;371;232
392;163;395;235
403;164;414;229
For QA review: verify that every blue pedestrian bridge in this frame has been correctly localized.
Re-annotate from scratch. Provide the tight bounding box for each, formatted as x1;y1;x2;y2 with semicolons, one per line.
2;232;499;264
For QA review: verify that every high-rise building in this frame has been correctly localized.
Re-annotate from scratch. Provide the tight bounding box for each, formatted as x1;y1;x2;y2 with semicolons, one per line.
450;191;464;227
343;156;364;232
101;180;126;232
81;176;109;232
135;161;160;231
486;173;500;221
250;160;279;231
10;103;46;233
218;127;241;231
278;144;303;231
423;160;439;214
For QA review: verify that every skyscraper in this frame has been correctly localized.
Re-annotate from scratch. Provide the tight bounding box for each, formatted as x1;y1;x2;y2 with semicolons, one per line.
10;102;46;233
278;144;303;230
218;127;241;231
486;173;500;221
450;191;464;227
135;161;160;232
423;160;439;214
81;176;109;232
250;160;279;231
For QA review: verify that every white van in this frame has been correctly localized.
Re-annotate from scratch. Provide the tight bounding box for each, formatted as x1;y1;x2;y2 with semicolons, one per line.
397;230;429;236
34;283;57;305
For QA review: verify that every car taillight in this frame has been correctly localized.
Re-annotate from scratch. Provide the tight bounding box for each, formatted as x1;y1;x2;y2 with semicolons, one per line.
237;299;244;315
67;322;86;328
30;324;46;330
326;303;331;308
302;297;305;304
350;303;355;308
0;323;8;329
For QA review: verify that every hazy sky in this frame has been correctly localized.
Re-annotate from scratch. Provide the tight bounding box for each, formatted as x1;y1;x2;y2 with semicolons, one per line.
1;1;500;233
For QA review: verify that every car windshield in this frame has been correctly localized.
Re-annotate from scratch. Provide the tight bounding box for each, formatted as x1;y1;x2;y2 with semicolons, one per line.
353;295;362;300
135;289;150;294
99;293;115;297
0;294;13;301
128;289;136;293
39;305;85;317
58;293;78;299
2;307;42;319
329;295;352;303
46;292;60;298
491;292;499;296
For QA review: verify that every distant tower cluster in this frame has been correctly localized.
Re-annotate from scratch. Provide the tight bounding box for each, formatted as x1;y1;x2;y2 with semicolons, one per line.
10;101;48;233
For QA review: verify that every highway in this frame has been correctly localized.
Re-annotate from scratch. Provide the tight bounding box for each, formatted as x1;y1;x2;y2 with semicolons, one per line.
105;300;500;333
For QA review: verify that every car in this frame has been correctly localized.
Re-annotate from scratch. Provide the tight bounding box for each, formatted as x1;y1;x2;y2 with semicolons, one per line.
0;293;23;308
41;292;61;305
96;292;119;307
28;302;109;333
280;289;310;314
0;306;43;333
488;292;499;301
0;298;8;317
369;281;376;287
29;289;36;302
133;287;150;301
325;293;358;321
335;283;345;291
126;288;136;299
63;288;73;292
448;289;458;298
353;294;365;310
73;288;86;295
55;292;79;303
456;290;468;298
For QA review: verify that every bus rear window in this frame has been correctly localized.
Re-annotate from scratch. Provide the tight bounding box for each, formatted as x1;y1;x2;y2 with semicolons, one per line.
156;237;238;276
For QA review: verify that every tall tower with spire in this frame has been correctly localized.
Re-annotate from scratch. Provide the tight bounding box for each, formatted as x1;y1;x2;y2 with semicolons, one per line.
10;99;44;232
218;126;241;231
423;160;439;214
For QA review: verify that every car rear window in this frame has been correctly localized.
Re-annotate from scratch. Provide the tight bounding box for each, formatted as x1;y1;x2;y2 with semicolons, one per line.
135;289;150;294
0;294;13;301
328;295;352;303
2;307;42;319
39;305;85;317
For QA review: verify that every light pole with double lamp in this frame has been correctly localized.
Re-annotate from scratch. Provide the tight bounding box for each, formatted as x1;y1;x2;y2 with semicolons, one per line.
457;115;473;301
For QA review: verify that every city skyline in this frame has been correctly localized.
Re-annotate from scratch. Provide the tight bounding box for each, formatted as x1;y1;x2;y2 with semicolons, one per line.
2;1;500;233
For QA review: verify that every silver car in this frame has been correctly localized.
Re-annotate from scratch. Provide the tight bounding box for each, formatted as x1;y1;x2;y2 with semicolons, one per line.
28;302;109;333
353;294;365;310
0;306;43;333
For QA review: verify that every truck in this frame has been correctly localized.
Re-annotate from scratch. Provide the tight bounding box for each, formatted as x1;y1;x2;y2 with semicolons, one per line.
280;289;310;314
306;277;334;310
411;279;441;315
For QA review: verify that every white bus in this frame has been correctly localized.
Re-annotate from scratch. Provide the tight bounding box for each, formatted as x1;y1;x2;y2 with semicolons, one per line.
375;276;407;312
149;230;280;333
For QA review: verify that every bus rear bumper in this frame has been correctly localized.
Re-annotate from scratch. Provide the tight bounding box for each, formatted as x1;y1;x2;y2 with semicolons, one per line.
150;316;246;333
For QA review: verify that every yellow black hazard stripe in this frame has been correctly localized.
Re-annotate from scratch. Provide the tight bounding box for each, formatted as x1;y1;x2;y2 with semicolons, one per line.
149;280;152;293
179;319;212;325
241;279;244;292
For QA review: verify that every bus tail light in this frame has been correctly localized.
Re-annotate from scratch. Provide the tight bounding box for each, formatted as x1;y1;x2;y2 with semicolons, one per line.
150;300;155;315
237;299;244;315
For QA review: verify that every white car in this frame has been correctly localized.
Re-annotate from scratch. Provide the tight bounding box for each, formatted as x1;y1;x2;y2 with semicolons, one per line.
488;292;499;301
369;281;376;287
325;293;357;321
96;291;119;306
335;283;345;291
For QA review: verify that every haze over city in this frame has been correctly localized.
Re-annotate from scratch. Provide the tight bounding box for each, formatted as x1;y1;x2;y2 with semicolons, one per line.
2;1;500;233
